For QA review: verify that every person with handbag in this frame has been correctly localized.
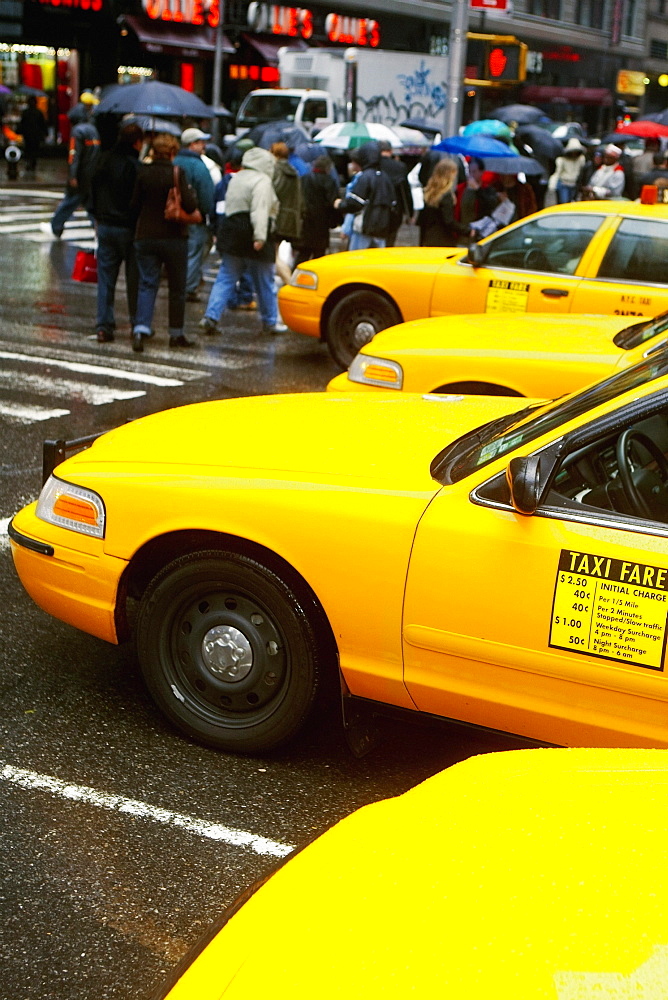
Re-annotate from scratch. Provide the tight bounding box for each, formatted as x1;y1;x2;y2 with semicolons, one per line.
129;133;201;352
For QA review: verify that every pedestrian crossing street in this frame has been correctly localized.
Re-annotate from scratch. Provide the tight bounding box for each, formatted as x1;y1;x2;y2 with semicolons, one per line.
0;340;211;426
0;189;95;248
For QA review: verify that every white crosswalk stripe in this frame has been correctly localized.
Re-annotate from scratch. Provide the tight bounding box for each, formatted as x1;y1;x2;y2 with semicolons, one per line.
0;341;211;426
0;190;94;246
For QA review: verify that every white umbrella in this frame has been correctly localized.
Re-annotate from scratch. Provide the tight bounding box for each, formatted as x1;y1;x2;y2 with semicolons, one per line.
314;121;403;150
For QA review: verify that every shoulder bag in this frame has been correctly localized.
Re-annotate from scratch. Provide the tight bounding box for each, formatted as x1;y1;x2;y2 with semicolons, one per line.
164;165;203;224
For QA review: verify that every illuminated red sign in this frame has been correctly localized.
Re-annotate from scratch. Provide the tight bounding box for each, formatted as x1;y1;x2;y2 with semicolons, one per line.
488;46;507;77
325;14;379;46
247;3;313;38
38;0;103;10
143;0;219;27
542;46;581;61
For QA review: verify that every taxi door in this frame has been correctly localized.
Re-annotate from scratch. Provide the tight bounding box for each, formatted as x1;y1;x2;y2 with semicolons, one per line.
569;214;668;319
402;478;668;747
430;212;603;319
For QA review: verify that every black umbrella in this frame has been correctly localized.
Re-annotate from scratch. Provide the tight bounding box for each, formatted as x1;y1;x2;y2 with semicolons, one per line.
483;155;546;175
514;124;565;162
492;104;549;126
242;120;311;150
399;116;443;136
96;81;213;118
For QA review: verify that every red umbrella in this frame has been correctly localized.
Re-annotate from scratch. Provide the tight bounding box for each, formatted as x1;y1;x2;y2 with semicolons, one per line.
614;120;668;139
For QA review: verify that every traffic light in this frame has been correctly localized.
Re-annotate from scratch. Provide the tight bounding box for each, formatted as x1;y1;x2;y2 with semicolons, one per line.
465;34;528;87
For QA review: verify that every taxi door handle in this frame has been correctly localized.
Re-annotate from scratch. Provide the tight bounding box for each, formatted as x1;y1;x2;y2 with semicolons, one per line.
541;288;569;298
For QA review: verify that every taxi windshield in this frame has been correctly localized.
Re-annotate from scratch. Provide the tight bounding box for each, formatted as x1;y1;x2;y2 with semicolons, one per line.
436;354;668;484
613;310;668;350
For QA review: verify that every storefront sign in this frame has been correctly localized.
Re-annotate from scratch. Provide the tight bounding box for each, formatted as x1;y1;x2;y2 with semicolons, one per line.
325;14;379;46
247;3;313;38
142;0;219;27
542;46;580;61
36;0;103;9
616;69;646;96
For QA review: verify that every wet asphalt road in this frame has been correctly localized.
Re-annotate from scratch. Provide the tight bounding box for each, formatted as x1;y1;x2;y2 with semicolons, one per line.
0;182;530;1000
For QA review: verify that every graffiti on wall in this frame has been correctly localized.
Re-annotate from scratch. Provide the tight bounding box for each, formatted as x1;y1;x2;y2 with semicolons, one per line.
340;60;447;126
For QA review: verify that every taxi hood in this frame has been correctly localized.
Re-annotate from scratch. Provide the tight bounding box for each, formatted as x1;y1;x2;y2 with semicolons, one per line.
62;392;529;488
368;313;633;361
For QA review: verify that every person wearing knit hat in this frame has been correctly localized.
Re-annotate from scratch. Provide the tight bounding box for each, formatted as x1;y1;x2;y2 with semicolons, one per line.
581;144;625;200
548;137;587;204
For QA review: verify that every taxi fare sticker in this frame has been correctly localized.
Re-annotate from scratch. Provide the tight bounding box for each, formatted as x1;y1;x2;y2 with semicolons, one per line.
549;550;668;671
485;279;530;314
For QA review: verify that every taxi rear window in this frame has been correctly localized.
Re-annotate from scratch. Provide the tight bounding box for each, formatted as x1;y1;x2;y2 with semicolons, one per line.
434;355;668;484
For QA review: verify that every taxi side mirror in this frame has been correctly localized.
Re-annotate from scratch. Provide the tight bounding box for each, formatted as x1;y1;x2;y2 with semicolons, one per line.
467;243;489;268
507;454;542;515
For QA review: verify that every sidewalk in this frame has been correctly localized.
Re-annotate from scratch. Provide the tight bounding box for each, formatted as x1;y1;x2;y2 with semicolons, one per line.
0;153;67;191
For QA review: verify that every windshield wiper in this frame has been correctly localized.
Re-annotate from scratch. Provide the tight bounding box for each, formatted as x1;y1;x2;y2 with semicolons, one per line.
614;310;668;350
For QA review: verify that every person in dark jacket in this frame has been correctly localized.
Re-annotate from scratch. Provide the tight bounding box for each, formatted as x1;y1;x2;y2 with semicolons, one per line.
90;122;143;343
130;133;199;352
271;140;303;282
294;154;341;265
377;139;412;247
418;157;470;247
174;127;215;302
17;96;47;174
49;93;100;237
337;141;396;250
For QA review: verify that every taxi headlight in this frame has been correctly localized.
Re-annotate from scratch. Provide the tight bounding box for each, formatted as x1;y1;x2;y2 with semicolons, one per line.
36;475;105;538
289;268;318;290
348;354;404;389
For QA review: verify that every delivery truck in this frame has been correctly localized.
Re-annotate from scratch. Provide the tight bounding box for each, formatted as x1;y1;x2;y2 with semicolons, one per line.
277;46;449;129
234;47;449;137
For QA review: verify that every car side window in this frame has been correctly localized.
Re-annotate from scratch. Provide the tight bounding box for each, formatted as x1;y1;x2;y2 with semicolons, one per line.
547;411;668;526
597;218;668;285
483;214;604;275
302;100;328;123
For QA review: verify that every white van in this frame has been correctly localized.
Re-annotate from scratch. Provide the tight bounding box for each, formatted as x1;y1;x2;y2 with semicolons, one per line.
235;89;335;137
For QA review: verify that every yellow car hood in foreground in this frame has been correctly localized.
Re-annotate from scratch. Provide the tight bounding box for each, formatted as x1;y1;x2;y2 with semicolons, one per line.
65;392;528;487
163;748;668;1000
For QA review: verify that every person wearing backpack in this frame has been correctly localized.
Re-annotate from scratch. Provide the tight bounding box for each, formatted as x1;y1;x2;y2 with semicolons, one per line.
338;141;396;250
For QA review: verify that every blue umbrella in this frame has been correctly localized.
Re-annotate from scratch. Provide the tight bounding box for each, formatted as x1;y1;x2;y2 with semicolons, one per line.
433;135;518;158
96;81;213;118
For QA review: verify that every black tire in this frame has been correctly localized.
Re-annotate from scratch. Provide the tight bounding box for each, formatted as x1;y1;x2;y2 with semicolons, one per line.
327;291;401;370
135;550;321;753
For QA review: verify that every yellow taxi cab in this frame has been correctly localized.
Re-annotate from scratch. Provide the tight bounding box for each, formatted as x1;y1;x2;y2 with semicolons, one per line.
278;201;668;369
327;310;668;398
11;353;668;752
155;748;668;1000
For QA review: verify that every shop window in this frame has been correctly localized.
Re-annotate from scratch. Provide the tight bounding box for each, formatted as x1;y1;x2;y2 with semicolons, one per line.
650;39;668;59
576;0;604;27
528;0;561;18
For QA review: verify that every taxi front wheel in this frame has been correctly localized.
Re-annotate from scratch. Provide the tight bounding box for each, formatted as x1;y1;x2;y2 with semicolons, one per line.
327;292;401;370
135;550;321;753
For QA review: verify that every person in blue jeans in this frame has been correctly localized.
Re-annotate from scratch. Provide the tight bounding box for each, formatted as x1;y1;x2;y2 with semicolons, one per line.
49;95;100;237
90;122;143;342
129;134;199;351
200;147;286;336
174;127;215;302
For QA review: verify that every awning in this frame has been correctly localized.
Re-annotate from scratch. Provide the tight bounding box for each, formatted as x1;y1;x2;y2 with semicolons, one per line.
242;34;309;65
123;15;234;59
521;85;613;106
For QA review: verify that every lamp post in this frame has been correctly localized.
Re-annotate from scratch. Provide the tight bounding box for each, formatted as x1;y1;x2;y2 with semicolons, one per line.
344;47;358;122
444;0;470;137
212;0;226;139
